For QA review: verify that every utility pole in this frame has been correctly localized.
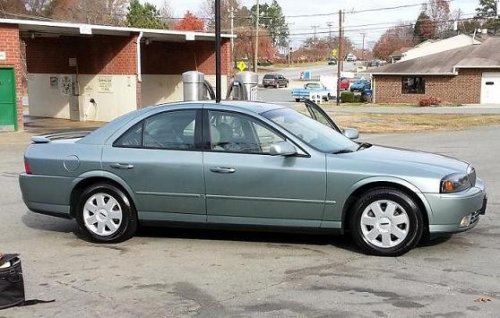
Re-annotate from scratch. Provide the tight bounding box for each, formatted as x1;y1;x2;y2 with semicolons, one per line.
336;10;343;106
215;0;221;102
230;6;234;63
360;32;366;61
311;25;319;40
253;0;259;73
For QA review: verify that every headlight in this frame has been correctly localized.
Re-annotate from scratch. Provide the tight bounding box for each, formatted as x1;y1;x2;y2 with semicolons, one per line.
440;173;471;193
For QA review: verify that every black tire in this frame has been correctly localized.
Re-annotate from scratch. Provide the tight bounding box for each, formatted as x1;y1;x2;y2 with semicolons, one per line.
295;98;300;102
350;188;423;256
75;183;137;243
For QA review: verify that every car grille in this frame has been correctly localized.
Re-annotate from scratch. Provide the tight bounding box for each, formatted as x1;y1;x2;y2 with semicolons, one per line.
470;209;481;226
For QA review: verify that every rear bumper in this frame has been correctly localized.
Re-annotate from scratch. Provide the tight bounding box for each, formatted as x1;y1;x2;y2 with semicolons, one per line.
425;179;487;234
19;173;73;219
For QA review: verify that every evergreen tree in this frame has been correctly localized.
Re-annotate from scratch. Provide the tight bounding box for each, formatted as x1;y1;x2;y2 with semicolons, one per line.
126;0;166;29
251;0;289;47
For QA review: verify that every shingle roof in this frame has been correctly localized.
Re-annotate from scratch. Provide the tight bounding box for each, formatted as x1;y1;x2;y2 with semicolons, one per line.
372;37;500;75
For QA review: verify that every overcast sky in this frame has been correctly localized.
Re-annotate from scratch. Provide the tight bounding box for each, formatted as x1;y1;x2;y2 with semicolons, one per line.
142;0;480;47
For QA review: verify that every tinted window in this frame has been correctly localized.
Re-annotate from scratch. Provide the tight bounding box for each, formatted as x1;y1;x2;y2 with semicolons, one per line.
263;74;275;79
115;110;197;150
115;122;143;147
209;111;284;154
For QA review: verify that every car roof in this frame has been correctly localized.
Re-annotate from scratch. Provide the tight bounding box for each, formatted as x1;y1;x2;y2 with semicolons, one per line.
160;100;286;114
80;100;286;144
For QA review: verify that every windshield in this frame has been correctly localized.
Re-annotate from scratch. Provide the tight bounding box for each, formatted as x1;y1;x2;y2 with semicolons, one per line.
263;108;357;153
306;83;321;89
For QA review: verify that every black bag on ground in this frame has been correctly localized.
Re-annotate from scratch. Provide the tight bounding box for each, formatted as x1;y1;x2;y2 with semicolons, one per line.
0;254;25;309
0;254;54;310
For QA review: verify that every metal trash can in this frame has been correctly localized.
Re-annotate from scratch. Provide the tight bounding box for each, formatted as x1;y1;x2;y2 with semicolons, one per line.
234;71;259;101
362;89;373;103
182;71;206;101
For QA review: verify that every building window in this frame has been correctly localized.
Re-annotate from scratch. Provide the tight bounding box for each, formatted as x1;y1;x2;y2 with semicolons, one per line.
402;77;425;94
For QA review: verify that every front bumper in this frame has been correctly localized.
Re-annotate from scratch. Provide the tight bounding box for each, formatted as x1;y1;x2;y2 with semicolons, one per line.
425;179;487;234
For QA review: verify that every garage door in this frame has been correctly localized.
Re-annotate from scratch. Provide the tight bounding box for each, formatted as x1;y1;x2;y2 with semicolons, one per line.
481;73;500;104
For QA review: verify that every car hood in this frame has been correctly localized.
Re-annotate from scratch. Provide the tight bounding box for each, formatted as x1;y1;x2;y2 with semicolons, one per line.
340;145;469;176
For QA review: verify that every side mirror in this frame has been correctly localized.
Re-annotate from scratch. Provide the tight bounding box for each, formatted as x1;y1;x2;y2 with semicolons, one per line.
269;141;297;156
343;128;359;140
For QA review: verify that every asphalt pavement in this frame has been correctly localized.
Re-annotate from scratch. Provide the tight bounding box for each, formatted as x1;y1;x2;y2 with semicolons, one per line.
0;124;499;317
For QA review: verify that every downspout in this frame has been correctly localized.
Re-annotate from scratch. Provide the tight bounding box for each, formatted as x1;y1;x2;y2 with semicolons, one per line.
136;32;143;82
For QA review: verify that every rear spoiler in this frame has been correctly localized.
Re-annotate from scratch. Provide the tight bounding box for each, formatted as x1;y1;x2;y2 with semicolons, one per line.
31;131;92;144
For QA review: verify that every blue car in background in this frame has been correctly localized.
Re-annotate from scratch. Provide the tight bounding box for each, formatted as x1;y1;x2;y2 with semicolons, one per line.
350;79;371;92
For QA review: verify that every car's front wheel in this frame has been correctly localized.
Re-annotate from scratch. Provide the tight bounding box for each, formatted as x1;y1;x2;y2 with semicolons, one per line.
76;183;137;243
350;188;423;256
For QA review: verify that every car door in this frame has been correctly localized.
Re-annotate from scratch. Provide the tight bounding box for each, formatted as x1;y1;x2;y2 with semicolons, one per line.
304;100;342;133
203;108;326;227
102;108;206;223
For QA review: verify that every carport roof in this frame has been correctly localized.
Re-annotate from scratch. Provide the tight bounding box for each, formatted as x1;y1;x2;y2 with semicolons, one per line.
0;18;236;42
371;37;500;76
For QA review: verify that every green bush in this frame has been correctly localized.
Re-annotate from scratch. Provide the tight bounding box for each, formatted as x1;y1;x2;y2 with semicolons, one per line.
353;94;362;103
340;91;354;103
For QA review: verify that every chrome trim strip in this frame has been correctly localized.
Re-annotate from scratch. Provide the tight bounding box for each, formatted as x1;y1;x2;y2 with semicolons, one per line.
206;194;333;204
137;191;202;198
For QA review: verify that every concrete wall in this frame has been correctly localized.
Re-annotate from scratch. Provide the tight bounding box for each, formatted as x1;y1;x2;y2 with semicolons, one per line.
141;75;228;106
0;24;23;130
27;74;137;121
373;68;500;104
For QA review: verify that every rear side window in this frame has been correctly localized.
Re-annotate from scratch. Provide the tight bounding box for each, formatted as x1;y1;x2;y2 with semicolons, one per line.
114;123;142;147
114;110;198;150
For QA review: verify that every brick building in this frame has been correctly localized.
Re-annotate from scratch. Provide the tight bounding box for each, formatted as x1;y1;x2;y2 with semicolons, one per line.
0;19;234;131
372;37;500;105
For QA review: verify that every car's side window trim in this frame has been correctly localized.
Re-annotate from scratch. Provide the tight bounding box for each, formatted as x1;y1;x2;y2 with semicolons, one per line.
113;109;203;151
202;109;309;157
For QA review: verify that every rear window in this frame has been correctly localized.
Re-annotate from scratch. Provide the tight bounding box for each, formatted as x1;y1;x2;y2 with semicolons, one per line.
264;74;276;79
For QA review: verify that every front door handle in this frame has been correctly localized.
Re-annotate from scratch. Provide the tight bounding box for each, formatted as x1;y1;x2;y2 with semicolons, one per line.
210;167;236;174
110;163;134;170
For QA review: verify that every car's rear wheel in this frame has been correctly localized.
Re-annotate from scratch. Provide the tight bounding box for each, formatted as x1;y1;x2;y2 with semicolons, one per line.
76;183;137;243
295;98;300;102
350;188;423;256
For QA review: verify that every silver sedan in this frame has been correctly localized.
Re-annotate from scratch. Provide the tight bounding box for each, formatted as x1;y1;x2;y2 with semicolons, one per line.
19;101;487;256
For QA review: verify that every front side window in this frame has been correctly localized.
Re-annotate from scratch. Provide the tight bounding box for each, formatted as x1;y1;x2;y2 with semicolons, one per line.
263;108;357;153
402;77;425;94
114;110;197;150
209;111;284;154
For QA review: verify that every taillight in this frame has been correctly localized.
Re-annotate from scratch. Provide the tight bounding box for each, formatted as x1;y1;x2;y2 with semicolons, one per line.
24;159;32;175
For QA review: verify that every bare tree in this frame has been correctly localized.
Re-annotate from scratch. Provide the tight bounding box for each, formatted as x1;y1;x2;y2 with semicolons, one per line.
51;0;127;25
200;0;241;32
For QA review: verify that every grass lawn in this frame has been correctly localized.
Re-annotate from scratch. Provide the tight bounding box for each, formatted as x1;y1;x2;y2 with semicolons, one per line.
332;113;500;133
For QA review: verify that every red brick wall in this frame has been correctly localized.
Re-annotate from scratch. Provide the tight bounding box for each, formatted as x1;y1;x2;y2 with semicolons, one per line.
25;35;137;75
0;24;23;130
141;39;231;75
374;68;500;104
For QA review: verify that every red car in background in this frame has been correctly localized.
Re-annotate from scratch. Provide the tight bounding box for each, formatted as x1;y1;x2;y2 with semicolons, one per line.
339;77;350;90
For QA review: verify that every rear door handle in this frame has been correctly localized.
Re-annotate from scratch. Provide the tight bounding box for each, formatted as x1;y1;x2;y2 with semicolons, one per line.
110;163;134;170
210;167;236;174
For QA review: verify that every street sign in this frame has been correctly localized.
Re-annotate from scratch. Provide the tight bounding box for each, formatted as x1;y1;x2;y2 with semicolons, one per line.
331;48;338;58
237;61;247;72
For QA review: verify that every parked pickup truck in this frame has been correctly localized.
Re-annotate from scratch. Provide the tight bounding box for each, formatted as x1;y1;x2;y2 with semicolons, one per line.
291;82;334;102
